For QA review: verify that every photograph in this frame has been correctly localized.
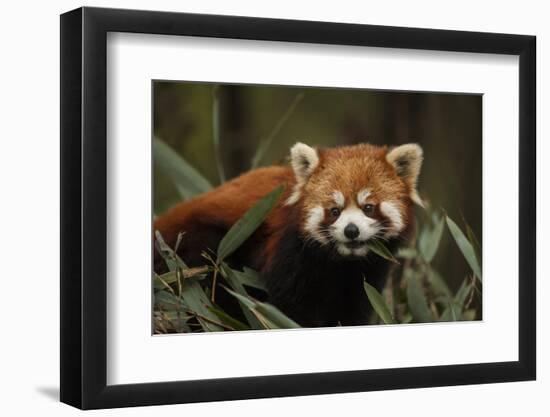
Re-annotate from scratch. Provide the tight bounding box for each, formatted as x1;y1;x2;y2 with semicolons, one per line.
152;81;483;333
54;4;538;412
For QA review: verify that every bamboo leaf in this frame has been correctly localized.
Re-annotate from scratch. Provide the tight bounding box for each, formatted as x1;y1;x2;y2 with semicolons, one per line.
439;302;461;322
232;267;267;291
223;287;300;329
255;303;301;329
207;306;250;331
407;274;433;323
154;310;192;333
153;269;207;290
154;291;191;332
153;137;212;199
211;85;225;183
217;185;284;262
154;231;187;271
154;231;222;332
465;223;482;266
419;214;445;263
366;240;399;264
154;290;186;311
180;279;224;332
219;263;263;329
446;216;482;281
426;267;453;299
153;272;176;290
401;312;413;324
396;247;417;259
455;278;473;307
363;281;396;324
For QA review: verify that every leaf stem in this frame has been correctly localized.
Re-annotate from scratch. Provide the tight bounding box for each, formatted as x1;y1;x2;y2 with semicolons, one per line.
211;267;219;303
212;85;226;183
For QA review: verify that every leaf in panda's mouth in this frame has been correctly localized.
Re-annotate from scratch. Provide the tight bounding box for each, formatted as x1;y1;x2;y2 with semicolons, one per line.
366;240;400;264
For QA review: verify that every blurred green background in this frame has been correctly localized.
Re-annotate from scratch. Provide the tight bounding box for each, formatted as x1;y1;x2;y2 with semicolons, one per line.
153;81;482;293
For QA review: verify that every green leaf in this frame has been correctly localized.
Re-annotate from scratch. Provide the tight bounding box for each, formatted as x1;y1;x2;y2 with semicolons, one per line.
406;274;433;323
223;287;300;329
154;310;192;333
446;216;482;281
155;310;193;322
426;267;453;299
232;267;267;291
419;214;445;263
154;291;191;333
219;264;263;329
211;86;225;183
154;230;188;271
153;231;222;332
251;92;304;169
454;278;473;307
439;302;461;322
401;312;413;324
396;247;417;259
154;290;186;311
465;223;482;266
153;137;212;199
154;231;185;271
154;272;174;290
153;269;207;291
363;281;396;324
366;240;399;264
217;185;284;262
180;279;224;332
207;306;250;331
255;303;301;329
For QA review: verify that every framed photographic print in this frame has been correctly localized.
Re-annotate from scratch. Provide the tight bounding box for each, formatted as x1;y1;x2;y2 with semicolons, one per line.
60;6;536;409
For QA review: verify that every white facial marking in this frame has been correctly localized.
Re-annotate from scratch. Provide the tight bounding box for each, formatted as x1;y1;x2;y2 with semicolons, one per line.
304;205;327;243
332;191;345;207
331;207;378;243
380;201;404;237
335;242;369;257
352;246;369;257
336;245;352;256
357;188;371;206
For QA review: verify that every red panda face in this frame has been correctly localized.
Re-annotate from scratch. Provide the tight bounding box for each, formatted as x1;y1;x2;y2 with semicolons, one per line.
287;142;423;257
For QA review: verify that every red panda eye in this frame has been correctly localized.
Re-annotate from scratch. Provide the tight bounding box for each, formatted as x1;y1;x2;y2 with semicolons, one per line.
363;204;375;215
330;207;341;217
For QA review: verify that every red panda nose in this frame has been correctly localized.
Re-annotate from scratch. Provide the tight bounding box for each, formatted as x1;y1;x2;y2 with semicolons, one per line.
344;223;360;240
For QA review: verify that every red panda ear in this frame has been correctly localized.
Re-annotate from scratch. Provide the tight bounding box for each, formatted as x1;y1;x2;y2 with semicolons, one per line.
290;142;320;185
386;143;424;207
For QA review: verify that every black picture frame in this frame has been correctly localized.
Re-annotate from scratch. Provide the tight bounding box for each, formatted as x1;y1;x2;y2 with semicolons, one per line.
60;6;536;410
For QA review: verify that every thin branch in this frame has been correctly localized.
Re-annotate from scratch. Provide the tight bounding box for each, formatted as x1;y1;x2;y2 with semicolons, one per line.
210;267;219;303
212;85;225;183
251;92;305;169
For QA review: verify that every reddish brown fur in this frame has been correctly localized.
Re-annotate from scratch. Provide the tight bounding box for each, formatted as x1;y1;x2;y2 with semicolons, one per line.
304;145;409;209
298;144;413;237
154;166;298;270
154;143;416;273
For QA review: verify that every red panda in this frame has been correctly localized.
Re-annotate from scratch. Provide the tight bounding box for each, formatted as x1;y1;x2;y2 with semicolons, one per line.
154;142;423;327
